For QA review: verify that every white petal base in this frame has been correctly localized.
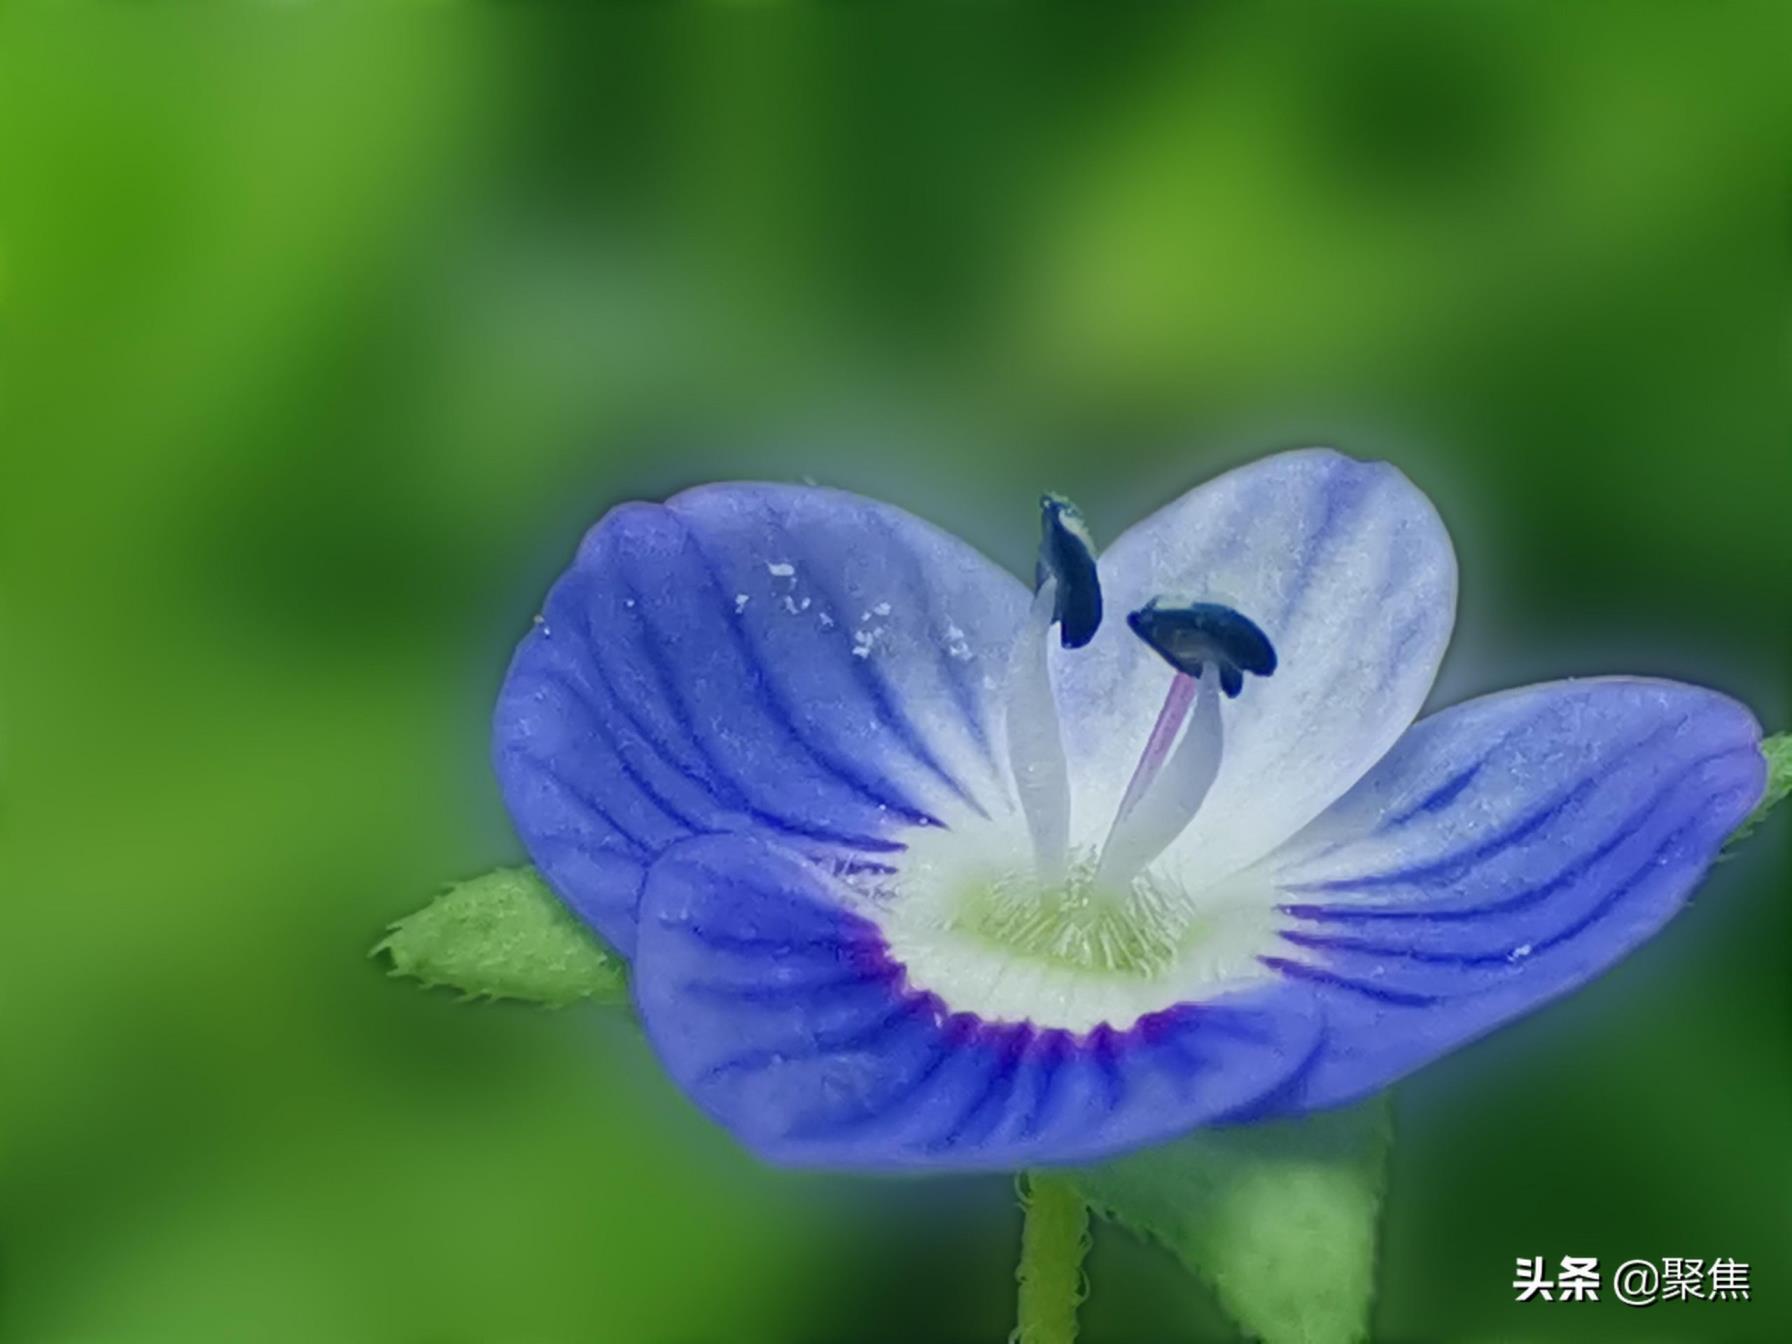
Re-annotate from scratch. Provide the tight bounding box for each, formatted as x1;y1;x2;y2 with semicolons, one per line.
865;822;1283;1034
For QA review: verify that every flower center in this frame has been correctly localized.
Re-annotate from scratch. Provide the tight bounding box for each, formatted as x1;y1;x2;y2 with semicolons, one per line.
877;824;1283;1032
874;494;1285;1033
951;847;1197;979
1003;495;1278;895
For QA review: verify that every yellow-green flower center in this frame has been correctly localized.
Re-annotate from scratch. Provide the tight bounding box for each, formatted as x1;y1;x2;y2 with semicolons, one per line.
948;852;1205;980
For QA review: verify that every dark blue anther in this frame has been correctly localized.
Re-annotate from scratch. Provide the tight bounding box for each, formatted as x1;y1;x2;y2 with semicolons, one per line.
1036;493;1102;649
1126;598;1277;698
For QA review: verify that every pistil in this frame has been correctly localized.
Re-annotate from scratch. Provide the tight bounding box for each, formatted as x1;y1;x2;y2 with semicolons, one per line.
1107;670;1199;827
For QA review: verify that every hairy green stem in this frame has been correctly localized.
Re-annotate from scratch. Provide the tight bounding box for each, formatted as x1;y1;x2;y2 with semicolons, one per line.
1013;1171;1091;1344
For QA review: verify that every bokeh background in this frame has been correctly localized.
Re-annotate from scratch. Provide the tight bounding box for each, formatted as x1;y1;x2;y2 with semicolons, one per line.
4;4;1788;1342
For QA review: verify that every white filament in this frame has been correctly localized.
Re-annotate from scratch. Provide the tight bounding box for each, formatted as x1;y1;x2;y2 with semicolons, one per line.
1003;580;1071;882
1094;673;1224;889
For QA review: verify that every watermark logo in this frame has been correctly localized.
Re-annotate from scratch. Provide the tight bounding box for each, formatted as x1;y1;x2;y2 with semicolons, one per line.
1514;1256;1750;1308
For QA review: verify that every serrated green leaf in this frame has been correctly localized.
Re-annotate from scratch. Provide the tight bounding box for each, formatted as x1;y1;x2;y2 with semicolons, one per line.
1070;1096;1391;1344
1722;731;1791;856
374;866;627;1007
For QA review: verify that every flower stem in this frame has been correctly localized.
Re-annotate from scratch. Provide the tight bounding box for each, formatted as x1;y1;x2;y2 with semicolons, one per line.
1013;1171;1091;1344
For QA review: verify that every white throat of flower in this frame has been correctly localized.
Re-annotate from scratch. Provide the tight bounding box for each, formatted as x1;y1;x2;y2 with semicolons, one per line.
872;497;1284;1034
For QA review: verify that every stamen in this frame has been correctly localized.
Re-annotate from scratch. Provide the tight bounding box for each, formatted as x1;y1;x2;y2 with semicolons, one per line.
1004;580;1072;881
1095;673;1224;888
1002;492;1105;879
1125;599;1276;697
1036;494;1102;648
1108;671;1199;825
1092;598;1277;888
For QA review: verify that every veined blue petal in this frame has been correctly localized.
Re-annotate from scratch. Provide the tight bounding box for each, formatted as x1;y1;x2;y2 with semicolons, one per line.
1053;449;1456;890
1257;677;1765;1112
634;835;1323;1171
493;485;1029;954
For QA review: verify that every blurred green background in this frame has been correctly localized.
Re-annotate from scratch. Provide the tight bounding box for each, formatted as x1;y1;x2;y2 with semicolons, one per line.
4;4;1788;1342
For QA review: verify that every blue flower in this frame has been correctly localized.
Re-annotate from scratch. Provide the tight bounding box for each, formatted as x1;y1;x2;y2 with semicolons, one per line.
493;449;1765;1171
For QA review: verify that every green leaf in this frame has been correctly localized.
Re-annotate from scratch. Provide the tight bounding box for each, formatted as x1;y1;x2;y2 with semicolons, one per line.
1722;731;1791;856
1070;1096;1392;1344
374;866;627;1007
